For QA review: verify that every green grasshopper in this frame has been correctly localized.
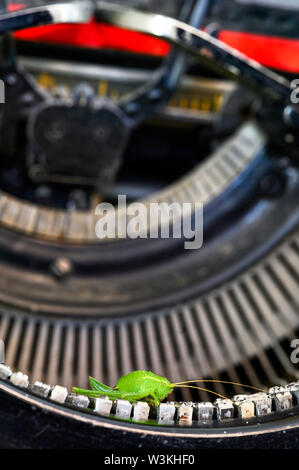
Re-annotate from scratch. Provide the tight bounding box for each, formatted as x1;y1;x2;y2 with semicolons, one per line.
73;370;265;407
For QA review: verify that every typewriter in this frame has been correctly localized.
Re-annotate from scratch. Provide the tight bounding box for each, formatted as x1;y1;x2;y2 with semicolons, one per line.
0;0;298;449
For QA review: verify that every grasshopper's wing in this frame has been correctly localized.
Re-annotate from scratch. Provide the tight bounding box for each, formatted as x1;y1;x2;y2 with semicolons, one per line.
73;377;115;399
89;376;114;393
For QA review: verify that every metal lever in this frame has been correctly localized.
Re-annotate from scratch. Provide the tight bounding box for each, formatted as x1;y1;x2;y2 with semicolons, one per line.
96;1;291;107
113;0;212;125
0;1;293;108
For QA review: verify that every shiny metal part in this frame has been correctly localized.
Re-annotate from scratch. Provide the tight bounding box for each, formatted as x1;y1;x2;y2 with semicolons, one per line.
250;393;273;417
66;392;90;408
214;399;234;421
269;386;293;412
177;402;194;426
286;383;299;405
50;384;68;404
10;371;29;388
1;1;290;105
96;1;291;104
157;403;176;425
115;399;132;419
195;402;214;423
132;401;150;422
94;396;113;417
0;364;12;380
30;381;51;398
0;1;93;34
233;395;255;420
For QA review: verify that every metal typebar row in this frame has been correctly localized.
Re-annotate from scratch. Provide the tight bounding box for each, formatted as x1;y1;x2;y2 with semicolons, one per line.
0;363;298;426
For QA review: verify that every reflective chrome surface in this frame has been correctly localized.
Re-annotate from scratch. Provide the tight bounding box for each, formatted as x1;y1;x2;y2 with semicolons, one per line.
0;1;93;33
96;1;291;104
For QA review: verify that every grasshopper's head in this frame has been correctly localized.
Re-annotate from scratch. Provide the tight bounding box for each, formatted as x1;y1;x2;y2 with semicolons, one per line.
157;376;174;401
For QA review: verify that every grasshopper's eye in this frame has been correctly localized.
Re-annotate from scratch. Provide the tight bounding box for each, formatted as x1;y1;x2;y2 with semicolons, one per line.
163;382;167;386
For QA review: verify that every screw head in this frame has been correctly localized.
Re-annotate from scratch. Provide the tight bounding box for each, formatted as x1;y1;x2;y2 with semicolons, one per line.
259;172;286;198
20;92;35;106
46;121;66;142
51;257;73;280
5;74;17;87
148;88;162;102
124;102;140;116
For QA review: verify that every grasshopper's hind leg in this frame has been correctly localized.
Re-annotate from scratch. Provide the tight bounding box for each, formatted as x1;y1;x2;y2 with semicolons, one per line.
73;386;153;405
113;391;150;403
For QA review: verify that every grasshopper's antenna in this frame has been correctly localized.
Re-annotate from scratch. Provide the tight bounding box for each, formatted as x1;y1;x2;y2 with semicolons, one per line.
173;384;229;401
173;384;241;407
174;379;265;394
